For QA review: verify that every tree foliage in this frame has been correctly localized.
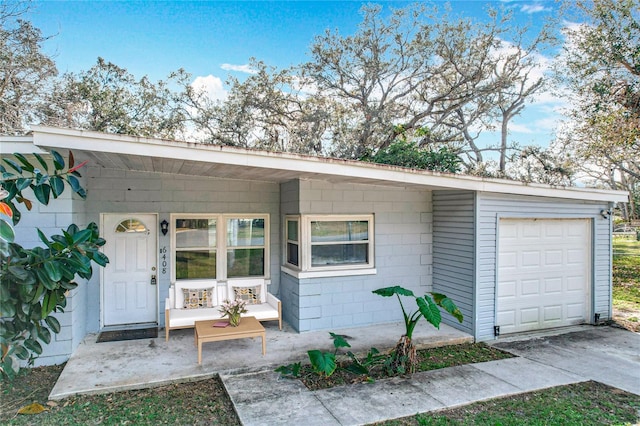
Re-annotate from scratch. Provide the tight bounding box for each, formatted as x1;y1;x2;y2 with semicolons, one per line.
0;1;57;135
361;139;461;173
40;58;190;140
555;0;639;217
0;151;108;379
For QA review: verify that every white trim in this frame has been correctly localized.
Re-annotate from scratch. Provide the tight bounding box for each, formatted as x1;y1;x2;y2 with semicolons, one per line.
28;126;629;203
170;213;270;284
281;265;377;279
100;212;158;328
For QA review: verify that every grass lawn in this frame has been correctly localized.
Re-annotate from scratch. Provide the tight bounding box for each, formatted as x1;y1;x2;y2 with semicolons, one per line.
376;381;640;425
612;237;640;331
0;365;240;425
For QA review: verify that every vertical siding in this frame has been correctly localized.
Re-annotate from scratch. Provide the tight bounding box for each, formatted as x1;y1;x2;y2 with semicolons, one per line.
432;191;475;334
476;192;612;341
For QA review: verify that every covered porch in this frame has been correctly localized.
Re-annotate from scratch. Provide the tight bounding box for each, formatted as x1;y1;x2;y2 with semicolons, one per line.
49;321;472;400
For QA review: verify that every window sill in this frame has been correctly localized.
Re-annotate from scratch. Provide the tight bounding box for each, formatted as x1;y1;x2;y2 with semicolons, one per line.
280;265;377;279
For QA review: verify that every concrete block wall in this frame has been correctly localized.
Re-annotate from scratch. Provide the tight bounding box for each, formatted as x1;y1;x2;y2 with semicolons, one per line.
11;164;90;366
83;166;282;333
281;179;433;332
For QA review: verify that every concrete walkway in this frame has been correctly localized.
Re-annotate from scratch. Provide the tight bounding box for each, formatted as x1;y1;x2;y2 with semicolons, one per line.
50;324;639;425
222;326;639;426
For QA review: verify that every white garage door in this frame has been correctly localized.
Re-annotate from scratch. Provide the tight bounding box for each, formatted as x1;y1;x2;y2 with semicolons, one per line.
497;218;591;334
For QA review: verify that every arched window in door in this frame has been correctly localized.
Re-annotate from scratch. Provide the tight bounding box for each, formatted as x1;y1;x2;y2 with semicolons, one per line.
115;218;148;233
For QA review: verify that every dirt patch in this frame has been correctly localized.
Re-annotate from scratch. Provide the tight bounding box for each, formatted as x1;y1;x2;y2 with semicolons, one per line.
613;303;640;332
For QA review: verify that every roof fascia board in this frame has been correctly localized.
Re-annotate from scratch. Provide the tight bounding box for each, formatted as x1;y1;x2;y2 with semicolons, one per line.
30;126;629;203
1;136;48;155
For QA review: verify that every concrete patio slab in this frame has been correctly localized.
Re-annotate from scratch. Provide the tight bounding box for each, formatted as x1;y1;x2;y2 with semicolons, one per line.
49;320;472;400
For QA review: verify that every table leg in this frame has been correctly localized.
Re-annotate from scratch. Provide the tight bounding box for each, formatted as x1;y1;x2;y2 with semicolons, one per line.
261;333;266;355
198;340;202;364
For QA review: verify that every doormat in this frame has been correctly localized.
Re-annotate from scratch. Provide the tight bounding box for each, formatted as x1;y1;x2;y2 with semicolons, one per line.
97;327;158;343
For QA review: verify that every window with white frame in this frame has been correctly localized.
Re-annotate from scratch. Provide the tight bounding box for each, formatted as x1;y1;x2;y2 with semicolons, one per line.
172;214;268;282
285;214;374;272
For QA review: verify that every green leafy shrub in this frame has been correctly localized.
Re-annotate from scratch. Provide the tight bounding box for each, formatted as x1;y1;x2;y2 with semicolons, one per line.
1;150;108;379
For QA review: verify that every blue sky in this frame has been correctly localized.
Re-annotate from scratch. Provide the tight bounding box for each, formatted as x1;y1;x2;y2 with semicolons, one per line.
29;1;562;151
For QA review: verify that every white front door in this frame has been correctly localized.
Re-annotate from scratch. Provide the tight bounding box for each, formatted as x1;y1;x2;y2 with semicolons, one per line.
102;214;158;326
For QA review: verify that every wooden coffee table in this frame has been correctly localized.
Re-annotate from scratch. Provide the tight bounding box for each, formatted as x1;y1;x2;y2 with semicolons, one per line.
194;316;266;364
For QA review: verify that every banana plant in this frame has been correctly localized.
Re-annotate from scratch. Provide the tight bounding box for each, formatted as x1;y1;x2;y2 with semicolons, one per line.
373;285;463;374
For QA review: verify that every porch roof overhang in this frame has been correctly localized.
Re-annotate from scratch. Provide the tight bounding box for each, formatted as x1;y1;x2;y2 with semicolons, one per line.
8;126;629;203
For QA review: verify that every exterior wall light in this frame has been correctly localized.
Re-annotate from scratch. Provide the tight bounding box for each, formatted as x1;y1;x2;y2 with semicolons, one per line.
160;219;169;236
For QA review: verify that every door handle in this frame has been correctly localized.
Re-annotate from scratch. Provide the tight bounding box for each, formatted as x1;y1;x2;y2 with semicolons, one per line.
150;274;157;286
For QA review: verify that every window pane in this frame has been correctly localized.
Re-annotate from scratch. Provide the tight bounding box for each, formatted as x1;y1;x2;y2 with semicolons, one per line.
287;242;299;266
227;248;265;277
311;221;368;242
287;220;298;242
227;218;265;246
175;219;216;248
116;219;147;233
176;250;216;279
311;243;368;266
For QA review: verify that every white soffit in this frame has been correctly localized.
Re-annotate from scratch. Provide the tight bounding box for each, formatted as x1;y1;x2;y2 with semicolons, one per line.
29;126;629;203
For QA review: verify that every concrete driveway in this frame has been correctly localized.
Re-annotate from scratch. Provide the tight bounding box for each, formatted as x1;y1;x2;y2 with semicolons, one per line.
491;326;640;395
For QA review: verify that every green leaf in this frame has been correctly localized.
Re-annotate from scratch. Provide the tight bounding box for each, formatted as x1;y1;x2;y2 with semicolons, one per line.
13;154;35;172
3;158;23;173
44;261;63;282
44;316;61;333
50;176;65;198
32;183;51;205
14;344;29;360
38;326;51;344
33;153;49;172
372;286;415;298
275;362;301;377
0;301;16;317
52;150;65;171
0;218;15;243
8;266;35;285
416;295;441;329
16;177;32;191
329;332;351;349
431;293;463;323
308;350;337;377
66;175;81;192
37;229;52;248
23;339;43;355
72;229;92;244
344;363;369;375
35;268;56;290
91;251;109;267
41;293;58;318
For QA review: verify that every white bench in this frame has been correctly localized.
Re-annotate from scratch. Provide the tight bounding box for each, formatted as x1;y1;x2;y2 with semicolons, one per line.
164;278;282;341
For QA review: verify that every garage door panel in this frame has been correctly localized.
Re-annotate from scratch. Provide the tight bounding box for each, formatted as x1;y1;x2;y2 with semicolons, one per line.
521;279;540;296
497;219;590;334
543;305;562;321
545;278;562;294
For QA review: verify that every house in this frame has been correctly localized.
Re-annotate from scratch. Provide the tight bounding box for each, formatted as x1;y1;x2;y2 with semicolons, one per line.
2;126;628;365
